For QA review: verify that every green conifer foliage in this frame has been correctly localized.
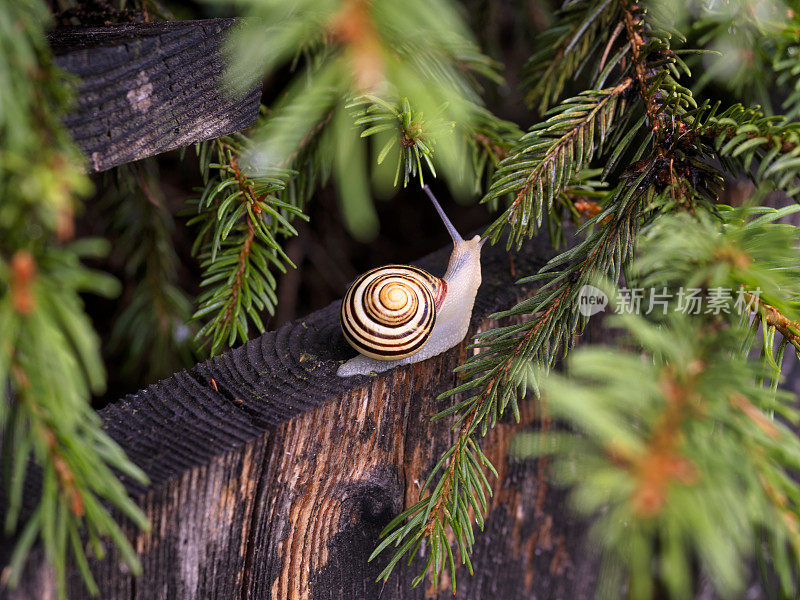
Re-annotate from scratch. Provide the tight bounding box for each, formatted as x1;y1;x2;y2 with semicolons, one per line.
5;0;800;597
0;1;148;598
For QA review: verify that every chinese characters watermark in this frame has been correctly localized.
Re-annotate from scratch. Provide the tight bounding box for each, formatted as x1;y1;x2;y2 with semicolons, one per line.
577;285;762;317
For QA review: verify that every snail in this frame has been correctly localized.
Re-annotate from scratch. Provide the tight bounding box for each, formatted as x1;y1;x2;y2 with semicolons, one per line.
337;187;484;377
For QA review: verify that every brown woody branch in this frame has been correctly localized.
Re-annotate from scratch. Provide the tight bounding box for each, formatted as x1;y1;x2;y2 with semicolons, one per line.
620;0;664;144
221;156;258;330
745;292;800;352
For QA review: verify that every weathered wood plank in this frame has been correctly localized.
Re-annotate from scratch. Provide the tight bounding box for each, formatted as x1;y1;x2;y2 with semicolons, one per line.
1;231;601;600
48;19;261;172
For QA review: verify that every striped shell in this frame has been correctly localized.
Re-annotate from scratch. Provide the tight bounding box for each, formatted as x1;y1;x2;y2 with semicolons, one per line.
341;265;447;360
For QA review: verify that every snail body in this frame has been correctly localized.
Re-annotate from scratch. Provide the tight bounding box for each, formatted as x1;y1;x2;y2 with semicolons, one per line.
337;187;484;377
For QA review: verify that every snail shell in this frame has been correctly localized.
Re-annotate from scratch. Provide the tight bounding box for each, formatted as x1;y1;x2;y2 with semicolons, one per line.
341;265;447;360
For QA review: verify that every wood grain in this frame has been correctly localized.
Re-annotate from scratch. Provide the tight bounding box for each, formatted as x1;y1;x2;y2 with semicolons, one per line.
1;232;601;600
48;19;261;172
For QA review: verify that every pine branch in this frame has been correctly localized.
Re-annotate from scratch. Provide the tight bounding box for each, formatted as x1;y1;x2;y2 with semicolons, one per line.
632;200;800;393
485;0;710;250
467;106;524;194
350;96;439;188
482;79;634;247
522;0;621;112
188;137;307;355
351;96;520;194
513;206;800;597
220;158;259;331
103;161;194;382
689;0;797;111
516;309;800;598
217;0;505;239
1;246;149;598
694;104;800;194
0;2;150;597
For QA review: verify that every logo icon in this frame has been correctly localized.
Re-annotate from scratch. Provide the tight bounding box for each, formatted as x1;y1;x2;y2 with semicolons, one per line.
577;285;608;317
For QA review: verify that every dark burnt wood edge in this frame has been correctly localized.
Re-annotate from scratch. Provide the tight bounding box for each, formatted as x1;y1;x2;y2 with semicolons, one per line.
47;18;242;54
47;18;261;173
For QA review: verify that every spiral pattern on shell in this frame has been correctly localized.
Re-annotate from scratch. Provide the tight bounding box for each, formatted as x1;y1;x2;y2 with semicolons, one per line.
341;265;445;360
